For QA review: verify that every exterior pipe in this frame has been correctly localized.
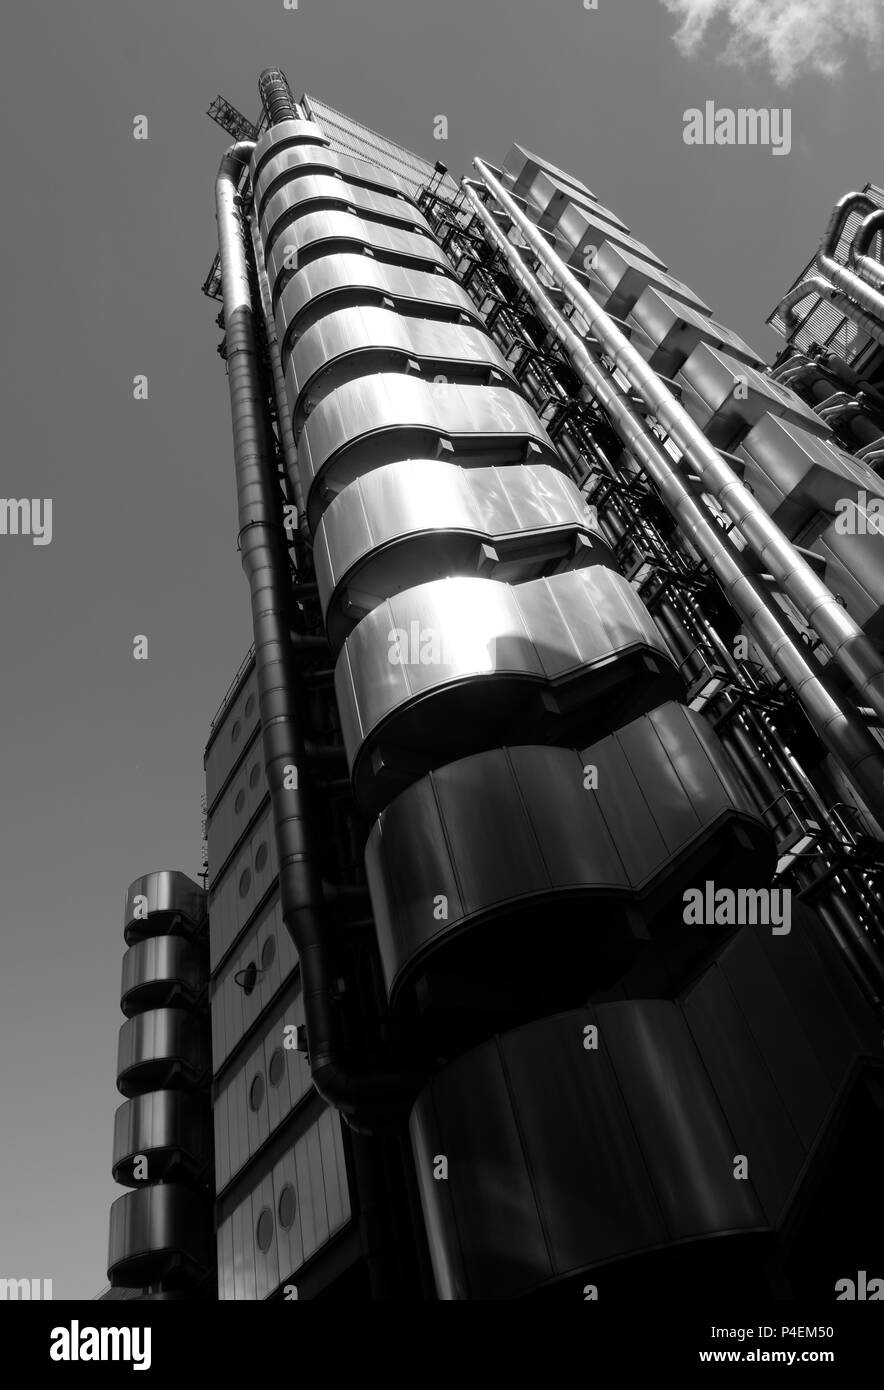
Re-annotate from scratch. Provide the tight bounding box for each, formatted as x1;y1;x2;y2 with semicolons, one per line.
475;159;884;727
258;68;301;126
817;192;884;329
462;178;884;825
215;143;419;1125
850;207;884;290
779;276;884;350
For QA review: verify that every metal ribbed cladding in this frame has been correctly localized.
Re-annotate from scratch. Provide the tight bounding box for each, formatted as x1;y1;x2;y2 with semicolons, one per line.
266;212;453;308
120;936;206;1017
313;459;615;652
107;1184;213;1289
116;1008;210;1099
260;175;433;258
284;305;516;437
335;569;684;816
112;1091;211;1187
627;285;764;378
253;143;409;220
276;254;485;352
297;373;563;531
365;700;775;1040
123;870;207;946
250;118;331;183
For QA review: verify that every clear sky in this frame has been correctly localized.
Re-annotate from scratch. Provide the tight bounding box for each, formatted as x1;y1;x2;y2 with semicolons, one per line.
1;0;881;1299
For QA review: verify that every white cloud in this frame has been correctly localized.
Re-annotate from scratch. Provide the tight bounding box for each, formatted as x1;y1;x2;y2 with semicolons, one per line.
661;0;884;85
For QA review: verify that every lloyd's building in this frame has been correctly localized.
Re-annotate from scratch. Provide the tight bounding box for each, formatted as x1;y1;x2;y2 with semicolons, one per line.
100;71;884;1301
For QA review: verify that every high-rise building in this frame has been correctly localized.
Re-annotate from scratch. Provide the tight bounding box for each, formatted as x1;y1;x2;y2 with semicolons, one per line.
103;71;884;1302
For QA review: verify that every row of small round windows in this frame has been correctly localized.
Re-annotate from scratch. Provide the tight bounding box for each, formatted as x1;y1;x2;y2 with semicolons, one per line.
237;842;271;901
238;934;277;996
255;1184;298;1251
230;692;257;746
234;760;264;815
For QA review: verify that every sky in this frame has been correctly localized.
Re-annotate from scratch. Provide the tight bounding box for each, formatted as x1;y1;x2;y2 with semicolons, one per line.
1;0;882;1300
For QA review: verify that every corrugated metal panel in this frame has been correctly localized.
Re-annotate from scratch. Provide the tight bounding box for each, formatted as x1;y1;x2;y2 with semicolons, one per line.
304;93;460;203
208;805;279;968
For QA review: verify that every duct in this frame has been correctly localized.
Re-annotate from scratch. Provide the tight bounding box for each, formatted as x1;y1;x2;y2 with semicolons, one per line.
850;207;884;290
258;67;301;127
462;176;884;826
474;162;884;733
818;192;884;320
779;276;884;351
675;343;831;449
628;286;763;378
215;143;420;1123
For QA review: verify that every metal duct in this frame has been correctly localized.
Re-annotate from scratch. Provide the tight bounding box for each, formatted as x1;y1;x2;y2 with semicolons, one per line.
462;178;884;826
850;207;884;290
780;275;884;350
258;68;301;127
473;160;884;730
215;143;418;1123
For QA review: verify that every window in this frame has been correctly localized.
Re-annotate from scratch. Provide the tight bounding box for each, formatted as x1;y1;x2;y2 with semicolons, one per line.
244;694;256;718
268;1048;285;1087
256;1207;274;1252
255;843;269;873
249;1073;265;1111
261;935;276;970
238;868;252;899
241;961;258;996
249;764;261;790
278;1185;297;1230
234;789;246;814
231;719;241;744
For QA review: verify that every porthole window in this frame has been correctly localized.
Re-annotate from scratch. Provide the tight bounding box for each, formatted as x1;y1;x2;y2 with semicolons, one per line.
241;961;258;996
249;764;261;790
244;694;256;718
231;719;241;744
234;789;246;814
249;1073;265;1111
256;1207;274;1252
238;868;252;899
255;842;269;873
261;935;276;971
278;1185;297;1230
268;1048;285;1087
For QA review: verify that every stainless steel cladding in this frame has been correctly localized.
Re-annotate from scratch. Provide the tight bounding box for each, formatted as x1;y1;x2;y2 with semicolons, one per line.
366;700;774;1027
120;936;205;1017
628;286;763;377
284;306;515;435
266;212;453;304
676;343;833;449
313;459;614;650
250;119;331;182
123;870;207;944
298;373;562;528
276;254;485;350
261;176;432;256
336;570;683;813
107;1184;213;1288
116;1008;210;1098
112;1091;211;1186
587;243;713;320
253;144;409;219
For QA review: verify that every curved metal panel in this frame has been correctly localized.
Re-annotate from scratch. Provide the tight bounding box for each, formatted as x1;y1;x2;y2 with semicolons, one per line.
276;254;483;350
260;176;431;255
123;871;206;945
410;1002;766;1300
299;373;562;530
254;142;408;219
337;569;682;812
365;701;773;1029
266;211;452;305
120;937;206;1017
736;414;881;537
314;459;614;650
250;119;330;182
116;1009;209;1098
112;1091;211;1186
285;306;514;434
107;1184;213;1289
629;286;763;377
677;343;833;450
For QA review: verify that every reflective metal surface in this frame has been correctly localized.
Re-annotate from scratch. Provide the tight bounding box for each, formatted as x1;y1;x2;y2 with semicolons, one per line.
254;142;407;220
736;415;882;537
299;373;562;529
112;1091;211;1186
123;870;207;945
116;1008;210;1098
261;176;431;256
120;936;206;1017
276;252;483;349
410;1000;767;1299
314;459;614;650
629;286;763;377
552;205;667;273
502;142;597;204
337;569;682;813
266;211;452;305
250;118;330;182
527;167;630;233
365;700;773;1019
814;502;884;640
285;306;514;434
590;242;713;320
107;1184;213;1288
677;343;833;449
